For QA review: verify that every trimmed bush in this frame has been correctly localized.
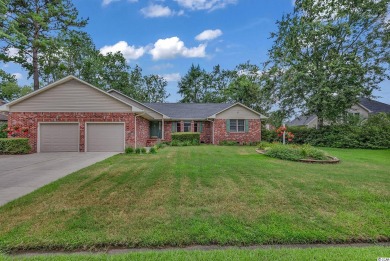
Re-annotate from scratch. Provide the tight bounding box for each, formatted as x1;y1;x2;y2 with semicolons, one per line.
149;147;157;154
219;140;239;146
172;132;200;143
0;138;31;154
0;124;7;139
261;129;279;143
141;147;147;154
263;143;328;161
135;148;141;154
125;147;134;154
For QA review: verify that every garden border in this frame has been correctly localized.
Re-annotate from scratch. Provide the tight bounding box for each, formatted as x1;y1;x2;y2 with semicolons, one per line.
255;149;340;164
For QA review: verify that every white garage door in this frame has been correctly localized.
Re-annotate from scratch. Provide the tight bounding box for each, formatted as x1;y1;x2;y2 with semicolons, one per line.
40;123;79;152
86;123;125;152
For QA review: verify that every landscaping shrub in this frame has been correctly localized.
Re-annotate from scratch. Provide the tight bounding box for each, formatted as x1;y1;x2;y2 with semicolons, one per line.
135;148;141;154
125;147;134;154
261;129;279;142
286;114;390;149
141;147;147;154
0;124;7;139
263;143;328;161
0;138;31;154
149;147;157;154
171;132;200;143
264;144;303;161
219;140;239;146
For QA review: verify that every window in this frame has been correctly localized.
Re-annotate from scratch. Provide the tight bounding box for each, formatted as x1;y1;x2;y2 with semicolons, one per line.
194;122;203;132
229;119;245;132
176;122;181;132
184;121;191;132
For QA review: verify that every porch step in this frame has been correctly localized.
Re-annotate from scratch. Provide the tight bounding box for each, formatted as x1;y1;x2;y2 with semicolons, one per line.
146;138;160;147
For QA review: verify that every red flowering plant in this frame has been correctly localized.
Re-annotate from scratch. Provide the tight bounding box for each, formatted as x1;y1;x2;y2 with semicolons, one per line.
4;126;29;137
275;126;294;143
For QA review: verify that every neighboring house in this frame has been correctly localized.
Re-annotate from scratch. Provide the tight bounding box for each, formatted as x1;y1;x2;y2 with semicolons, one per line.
0;76;267;153
0;100;8;123
287;98;390;128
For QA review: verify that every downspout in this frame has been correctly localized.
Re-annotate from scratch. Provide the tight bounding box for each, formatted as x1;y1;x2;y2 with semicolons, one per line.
134;112;145;149
161;118;164;141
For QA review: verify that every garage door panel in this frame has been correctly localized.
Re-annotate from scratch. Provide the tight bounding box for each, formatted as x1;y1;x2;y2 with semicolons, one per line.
40;123;79;152
87;123;124;152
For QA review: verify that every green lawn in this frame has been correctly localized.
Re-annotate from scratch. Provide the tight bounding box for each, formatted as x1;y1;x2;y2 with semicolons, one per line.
0;146;389;252
2;246;390;261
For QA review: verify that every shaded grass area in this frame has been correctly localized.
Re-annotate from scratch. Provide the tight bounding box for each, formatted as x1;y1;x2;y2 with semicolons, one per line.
0;146;389;251
2;246;390;261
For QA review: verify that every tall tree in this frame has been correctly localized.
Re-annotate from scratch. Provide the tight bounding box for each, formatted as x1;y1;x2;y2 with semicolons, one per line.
266;0;389;127
178;64;210;103
0;73;32;101
1;0;87;90
142;74;169;103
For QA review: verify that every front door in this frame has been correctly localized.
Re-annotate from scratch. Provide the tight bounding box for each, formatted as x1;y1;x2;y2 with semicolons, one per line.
150;121;162;138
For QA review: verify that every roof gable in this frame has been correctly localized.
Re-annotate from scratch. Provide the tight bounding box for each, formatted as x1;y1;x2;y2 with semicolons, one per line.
4;76;142;113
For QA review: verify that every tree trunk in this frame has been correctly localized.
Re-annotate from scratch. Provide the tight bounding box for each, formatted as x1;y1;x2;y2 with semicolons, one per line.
317;116;324;129
33;47;39;90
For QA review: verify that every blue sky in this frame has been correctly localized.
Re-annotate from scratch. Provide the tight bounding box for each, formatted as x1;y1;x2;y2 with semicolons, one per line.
3;0;389;103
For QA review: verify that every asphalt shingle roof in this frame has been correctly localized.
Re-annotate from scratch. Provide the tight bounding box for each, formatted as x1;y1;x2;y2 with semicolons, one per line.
287;115;317;126
142;103;234;119
359;98;390;113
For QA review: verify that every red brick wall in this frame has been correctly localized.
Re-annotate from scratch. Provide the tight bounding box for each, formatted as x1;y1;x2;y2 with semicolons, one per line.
163;121;212;143
8;112;150;152
213;119;261;145
136;116;149;148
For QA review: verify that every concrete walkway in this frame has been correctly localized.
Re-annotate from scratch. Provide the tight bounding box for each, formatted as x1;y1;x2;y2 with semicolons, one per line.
0;152;117;206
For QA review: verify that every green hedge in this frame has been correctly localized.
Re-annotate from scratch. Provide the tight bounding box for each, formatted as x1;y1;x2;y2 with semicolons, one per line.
0;138;31;154
171;132;200;143
0;124;7;139
262;114;390;149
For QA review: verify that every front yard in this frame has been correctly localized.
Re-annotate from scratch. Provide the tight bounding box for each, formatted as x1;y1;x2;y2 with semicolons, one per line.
0;146;389;252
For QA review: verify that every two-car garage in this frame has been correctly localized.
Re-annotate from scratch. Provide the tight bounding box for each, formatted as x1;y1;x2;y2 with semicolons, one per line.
39;123;125;152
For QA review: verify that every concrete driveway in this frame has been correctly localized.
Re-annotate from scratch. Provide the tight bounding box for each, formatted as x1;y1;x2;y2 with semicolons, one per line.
0;152;117;206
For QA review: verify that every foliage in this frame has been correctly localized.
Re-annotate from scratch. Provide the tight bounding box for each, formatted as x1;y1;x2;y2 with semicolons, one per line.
219;140;239;146
261;129;279;143
265;0;390;127
125;147;134;154
178;63;274;115
135;148;141;154
0;80;32;102
0;123;7;138
288;114;390;149
171;132;200;144
263;143;328;161
140;147;147;154
1;0;88;90
0;138;31;154
149;147;157;154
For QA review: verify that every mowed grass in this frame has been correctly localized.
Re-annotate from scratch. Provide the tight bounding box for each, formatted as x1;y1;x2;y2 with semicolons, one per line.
0;146;389;251
2;246;390;261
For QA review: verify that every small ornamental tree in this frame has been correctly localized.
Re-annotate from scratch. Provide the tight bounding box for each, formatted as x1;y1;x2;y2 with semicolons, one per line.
276;126;294;143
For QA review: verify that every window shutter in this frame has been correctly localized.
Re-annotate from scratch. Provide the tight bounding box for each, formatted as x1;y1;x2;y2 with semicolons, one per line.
172;122;176;132
245;120;249;132
199;122;203;132
226;120;230;132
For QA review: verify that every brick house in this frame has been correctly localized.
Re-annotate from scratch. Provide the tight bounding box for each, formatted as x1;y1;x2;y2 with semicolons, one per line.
0;76;267;152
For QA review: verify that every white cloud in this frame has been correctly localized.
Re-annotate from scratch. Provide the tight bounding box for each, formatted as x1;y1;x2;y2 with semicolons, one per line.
100;41;145;61
174;0;237;11
12;73;22;80
7;47;18;58
161;73;181;82
195;29;223;41
140;4;173;17
151;63;174;71
140;4;185;18
102;0;137;6
149;37;206;60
